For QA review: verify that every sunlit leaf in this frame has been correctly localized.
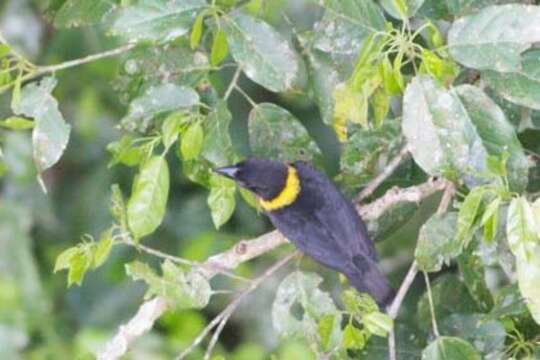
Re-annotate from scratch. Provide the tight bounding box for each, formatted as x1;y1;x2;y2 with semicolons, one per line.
249;103;323;166
448;4;540;71
93;228;114;268
457;187;486;247
127;156;170;239
201;100;234;167
54;0;115;27
121;84;199;131
181;121;204;161
0;117;33;130
317;314;342;353
342;323;366;350
380;0;425;19
12;77;71;174
506;197;538;259
110;0;206;42
223;13;302;92
190;10;205;49
210;28;228;66
207;174;236;229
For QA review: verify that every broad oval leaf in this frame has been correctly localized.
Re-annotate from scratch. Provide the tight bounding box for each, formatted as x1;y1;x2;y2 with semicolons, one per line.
402;76;486;182
127;156;170;239
422;336;481;360
272;271;337;337
440;314;506;356
312;0;385;65
248;103;323;166
54;0;115;28
448;4;540;71
207;175;236;229
181;122;204;161
110;0;206;42
201;101;234;167
482;49;540;110
455;85;528;192
12;77;71;173
516;248;540;324
506;197;538;260
415;212;461;272
121;84;199;131
223;13;302;92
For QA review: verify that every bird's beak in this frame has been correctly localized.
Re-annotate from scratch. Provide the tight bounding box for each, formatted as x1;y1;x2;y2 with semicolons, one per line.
213;165;240;180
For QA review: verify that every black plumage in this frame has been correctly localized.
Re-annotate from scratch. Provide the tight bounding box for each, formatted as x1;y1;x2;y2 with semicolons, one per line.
215;158;394;307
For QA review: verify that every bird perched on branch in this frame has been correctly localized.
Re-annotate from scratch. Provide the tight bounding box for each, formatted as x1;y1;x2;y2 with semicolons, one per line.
214;158;394;307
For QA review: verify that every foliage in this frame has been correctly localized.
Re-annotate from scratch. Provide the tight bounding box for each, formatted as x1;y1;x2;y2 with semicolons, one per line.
1;0;540;359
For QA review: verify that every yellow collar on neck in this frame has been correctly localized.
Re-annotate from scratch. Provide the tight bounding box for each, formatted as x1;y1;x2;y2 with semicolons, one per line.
259;166;301;211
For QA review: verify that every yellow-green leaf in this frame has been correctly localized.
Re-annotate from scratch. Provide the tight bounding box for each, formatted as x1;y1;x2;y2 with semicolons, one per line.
211;29;229;66
190;11;205;49
181;122;204;161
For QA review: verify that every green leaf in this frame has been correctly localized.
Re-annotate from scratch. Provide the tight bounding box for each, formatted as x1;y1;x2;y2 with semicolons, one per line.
0;117;34;130
207;174;236;229
125;261;158;284
54;246;81;273
312;0;385;64
12;77;71;173
333;83;369;135
482;49;540;110
181;121;204;161
339;120;402;193
380;0;425;19
67;248;92;287
190;11;205;49
380;56;402;96
448;4;540;72
161;112;183;149
516;251;540;324
107;135;145;167
457;187;486;247
422;336;481;360
317;314;342;353
506;197;538;260
342;289;379;317
127;156;170;239
415;212;461;272
439;314;506;357
481;197;501;242
248;103;323;166
342;323;366;350
371;87;390;128
362;312;393;338
110;0;206;42
222;13;302;92
121;84;199;131
402;76;485;182
111;184;128;229
210;28;228;66
201;101;234;167
458;250;494;311
93;228;114;268
54;0;115;28
454;85;528;192
272;271;338;337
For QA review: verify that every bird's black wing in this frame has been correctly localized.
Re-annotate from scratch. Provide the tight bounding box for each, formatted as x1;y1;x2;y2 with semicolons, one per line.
294;162;377;261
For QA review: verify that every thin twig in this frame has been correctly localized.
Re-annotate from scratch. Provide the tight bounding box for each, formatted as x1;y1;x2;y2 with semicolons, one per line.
224;66;242;100
355;146;410;202
177;252;298;360
386;180;454;360
423;271;440;337
233;84;258;108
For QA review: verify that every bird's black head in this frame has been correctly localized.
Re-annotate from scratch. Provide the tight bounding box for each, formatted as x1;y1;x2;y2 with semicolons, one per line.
214;158;288;200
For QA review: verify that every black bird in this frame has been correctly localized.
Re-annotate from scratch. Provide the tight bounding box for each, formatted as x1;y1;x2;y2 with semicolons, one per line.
215;158;394;307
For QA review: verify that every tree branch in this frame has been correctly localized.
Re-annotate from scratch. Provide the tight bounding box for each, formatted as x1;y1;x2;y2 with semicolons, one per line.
97;178;448;360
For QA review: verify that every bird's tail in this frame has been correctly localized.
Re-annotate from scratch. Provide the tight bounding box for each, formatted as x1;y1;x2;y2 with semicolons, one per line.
344;254;395;309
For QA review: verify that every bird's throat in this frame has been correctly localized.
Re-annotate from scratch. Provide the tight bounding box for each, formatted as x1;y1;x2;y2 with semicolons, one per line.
259;166;301;211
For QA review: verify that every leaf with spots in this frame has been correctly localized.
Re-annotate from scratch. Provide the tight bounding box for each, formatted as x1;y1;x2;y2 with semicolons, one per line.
110;0;206;43
448;4;540;72
12;77;71;174
54;0;116;28
249;103;323;167
222;12;303;92
422;336;481;360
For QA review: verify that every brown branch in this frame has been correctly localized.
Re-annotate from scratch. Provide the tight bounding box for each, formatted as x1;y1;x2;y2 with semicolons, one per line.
97;178;448;360
355;146;410;202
